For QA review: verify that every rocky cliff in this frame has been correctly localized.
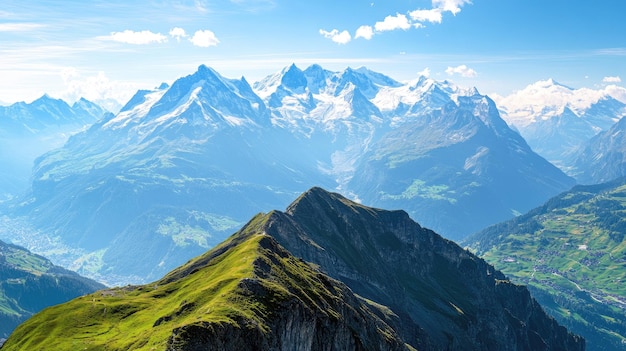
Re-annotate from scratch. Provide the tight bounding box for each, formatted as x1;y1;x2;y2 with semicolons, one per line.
264;187;585;350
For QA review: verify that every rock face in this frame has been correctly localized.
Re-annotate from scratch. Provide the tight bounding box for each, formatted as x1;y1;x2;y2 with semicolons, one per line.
2;188;584;350
263;187;584;351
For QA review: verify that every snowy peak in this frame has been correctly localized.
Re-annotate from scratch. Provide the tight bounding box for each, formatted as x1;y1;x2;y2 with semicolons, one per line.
330;66;401;99
372;75;479;122
255;64;401;103
494;78;626;128
280;64;307;92
106;65;269;131
0;95;108;135
493;79;626;172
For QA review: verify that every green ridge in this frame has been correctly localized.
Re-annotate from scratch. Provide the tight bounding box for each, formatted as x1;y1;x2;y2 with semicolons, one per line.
2;212;403;350
465;178;626;350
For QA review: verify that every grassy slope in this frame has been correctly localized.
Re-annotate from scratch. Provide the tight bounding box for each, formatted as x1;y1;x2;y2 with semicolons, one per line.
465;180;626;350
3;212;395;350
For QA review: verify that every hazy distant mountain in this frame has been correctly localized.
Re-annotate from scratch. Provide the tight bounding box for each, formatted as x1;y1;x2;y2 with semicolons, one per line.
2;188;584;351
464;178;626;350
5;64;573;284
349;87;574;239
571;116;626;184
0;238;105;339
0;96;111;199
494;79;626;172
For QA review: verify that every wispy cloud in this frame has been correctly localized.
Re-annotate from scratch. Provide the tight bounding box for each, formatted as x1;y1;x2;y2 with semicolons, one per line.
603;76;621;83
319;29;352;44
229;0;276;12
99;30;168;45
0;22;46;32
189;30;220;47
446;64;478;77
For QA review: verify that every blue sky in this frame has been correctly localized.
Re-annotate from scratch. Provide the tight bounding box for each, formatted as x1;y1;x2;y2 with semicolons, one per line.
1;0;625;110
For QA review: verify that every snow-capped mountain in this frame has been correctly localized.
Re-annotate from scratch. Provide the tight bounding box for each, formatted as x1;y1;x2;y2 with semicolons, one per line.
0;96;110;199
349;92;573;238
6;64;574;284
493;79;626;171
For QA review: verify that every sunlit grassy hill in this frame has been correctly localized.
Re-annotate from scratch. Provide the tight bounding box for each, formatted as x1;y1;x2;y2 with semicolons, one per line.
465;177;626;350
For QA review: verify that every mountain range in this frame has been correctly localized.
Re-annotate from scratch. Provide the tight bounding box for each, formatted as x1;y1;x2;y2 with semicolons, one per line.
464;177;626;350
493;79;626;174
1;187;584;351
2;64;574;285
0;95;111;199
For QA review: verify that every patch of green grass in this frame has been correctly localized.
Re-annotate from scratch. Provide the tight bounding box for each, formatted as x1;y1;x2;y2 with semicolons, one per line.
157;212;241;248
381;179;457;204
3;231;262;350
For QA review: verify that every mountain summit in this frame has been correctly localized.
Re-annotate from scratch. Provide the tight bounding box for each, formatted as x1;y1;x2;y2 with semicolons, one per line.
2;188;584;350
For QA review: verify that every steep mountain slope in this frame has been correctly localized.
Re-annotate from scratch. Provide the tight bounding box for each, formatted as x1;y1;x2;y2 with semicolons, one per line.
493;79;626;172
2;188;584;351
2;211;408;350
0;239;105;340
266;188;583;350
0;96;110;199
6;64;573;284
464;178;626;350
571;116;626;184
349;93;574;239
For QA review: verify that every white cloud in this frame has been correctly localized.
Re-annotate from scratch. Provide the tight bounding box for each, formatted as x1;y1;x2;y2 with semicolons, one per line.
445;65;478;77
355;25;374;40
603;76;622;83
102;30;168;45
409;9;443;23
189;30;220;47
418;67;431;77
0;22;46;32
169;27;187;42
319;29;352;44
374;14;411;32
59;68;141;112
433;0;472;15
